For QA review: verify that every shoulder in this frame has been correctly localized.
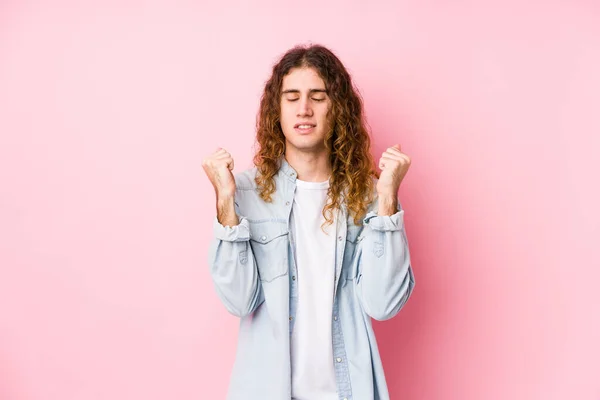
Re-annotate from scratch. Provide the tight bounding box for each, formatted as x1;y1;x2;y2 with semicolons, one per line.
234;166;258;191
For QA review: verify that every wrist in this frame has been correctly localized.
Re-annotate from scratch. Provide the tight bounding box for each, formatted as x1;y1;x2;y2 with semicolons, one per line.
216;192;234;205
377;193;398;216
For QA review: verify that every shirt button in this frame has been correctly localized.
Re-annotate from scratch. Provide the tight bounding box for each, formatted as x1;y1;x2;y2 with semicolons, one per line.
286;201;290;206
333;316;338;321
338;236;342;241
289;316;293;321
289;172;294;176
336;357;342;363
292;275;296;280
260;235;267;242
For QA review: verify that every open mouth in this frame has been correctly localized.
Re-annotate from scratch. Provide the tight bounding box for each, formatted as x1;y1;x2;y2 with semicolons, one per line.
294;123;316;134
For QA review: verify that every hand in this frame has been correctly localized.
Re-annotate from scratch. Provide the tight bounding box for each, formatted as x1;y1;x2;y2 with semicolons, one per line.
376;144;411;198
202;148;236;199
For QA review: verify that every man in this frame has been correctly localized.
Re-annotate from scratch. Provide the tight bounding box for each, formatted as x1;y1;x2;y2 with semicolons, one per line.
202;44;415;400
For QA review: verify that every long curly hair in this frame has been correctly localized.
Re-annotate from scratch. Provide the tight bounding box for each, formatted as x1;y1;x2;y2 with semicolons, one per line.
253;44;378;227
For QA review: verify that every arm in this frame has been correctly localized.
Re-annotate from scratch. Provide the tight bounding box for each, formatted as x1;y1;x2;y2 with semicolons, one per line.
207;194;264;318
353;198;415;321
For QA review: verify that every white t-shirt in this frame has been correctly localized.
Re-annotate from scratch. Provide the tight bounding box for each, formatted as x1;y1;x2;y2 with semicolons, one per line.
290;178;338;400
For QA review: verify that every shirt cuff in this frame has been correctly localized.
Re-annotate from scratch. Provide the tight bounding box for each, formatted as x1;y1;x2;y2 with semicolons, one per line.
363;209;405;231
213;216;251;242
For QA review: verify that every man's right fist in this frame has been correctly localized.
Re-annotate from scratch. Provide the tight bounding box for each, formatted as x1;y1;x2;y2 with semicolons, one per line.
202;148;236;198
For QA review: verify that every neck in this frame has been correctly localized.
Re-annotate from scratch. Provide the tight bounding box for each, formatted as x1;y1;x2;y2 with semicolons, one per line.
284;148;332;182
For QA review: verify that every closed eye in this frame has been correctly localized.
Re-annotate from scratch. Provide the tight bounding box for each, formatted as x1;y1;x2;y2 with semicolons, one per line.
286;98;326;102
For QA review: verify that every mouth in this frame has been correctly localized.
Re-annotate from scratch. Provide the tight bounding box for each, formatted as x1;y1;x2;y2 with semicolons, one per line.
294;123;316;134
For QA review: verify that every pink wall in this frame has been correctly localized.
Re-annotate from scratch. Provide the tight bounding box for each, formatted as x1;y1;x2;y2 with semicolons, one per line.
1;1;598;399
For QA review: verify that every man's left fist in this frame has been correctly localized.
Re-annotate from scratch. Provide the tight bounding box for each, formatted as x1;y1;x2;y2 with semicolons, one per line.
376;144;411;197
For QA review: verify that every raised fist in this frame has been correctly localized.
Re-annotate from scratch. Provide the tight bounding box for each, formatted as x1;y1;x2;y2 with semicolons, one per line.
202;148;236;198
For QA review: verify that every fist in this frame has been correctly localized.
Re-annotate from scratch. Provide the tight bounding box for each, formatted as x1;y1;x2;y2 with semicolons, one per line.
202;148;236;198
376;144;411;196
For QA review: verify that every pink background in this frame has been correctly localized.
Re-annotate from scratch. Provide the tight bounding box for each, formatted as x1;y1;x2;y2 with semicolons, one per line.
1;1;599;399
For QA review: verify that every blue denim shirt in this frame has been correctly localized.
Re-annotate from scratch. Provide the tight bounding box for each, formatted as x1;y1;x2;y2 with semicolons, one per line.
208;158;415;400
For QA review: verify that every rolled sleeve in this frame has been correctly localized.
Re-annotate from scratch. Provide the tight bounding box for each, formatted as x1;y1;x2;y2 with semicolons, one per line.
363;209;405;231
213;216;251;242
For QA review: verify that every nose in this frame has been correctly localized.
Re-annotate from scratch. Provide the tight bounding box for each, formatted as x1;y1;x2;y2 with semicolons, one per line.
296;97;313;117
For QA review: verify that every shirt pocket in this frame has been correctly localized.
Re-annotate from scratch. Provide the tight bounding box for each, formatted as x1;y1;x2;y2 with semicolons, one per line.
343;225;364;281
248;221;289;282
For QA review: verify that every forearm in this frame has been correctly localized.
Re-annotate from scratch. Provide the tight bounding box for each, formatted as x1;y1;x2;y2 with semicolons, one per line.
377;193;398;216
216;194;239;226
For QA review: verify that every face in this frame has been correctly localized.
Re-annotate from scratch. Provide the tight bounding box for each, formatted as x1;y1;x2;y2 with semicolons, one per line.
279;67;333;156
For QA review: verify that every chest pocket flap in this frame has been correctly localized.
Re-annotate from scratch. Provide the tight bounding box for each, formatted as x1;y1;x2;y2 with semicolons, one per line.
248;221;289;282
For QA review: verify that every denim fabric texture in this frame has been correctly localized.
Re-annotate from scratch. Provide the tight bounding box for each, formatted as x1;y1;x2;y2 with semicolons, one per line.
208;158;415;400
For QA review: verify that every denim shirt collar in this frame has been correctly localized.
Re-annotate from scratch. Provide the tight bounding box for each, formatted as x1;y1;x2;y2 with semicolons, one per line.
276;156;298;183
273;156;349;299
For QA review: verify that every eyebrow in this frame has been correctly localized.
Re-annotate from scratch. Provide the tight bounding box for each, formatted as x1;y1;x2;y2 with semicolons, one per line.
281;89;328;95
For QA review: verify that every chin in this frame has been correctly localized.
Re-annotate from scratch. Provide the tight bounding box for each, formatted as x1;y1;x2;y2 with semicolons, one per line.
283;131;327;151
287;142;327;154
